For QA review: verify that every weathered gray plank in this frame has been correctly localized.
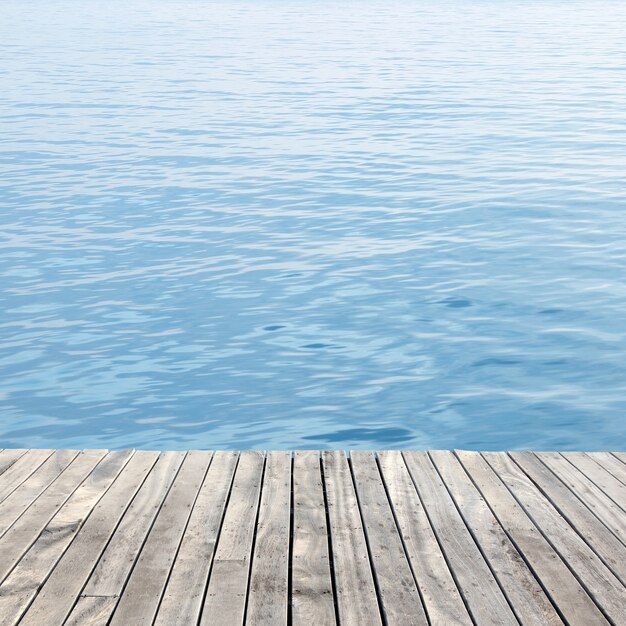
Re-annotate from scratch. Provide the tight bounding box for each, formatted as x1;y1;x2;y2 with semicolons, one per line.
586;453;626;485
612;452;626;466
0;447;621;626
563;452;626;511
482;452;626;624
247;451;292;626
291;451;335;626
456;451;608;626
64;451;185;625
430;451;561;626
0;450;78;538
511;452;626;583
155;451;239;626
0;450;27;478
377;451;471;626
200;451;265;626
80;451;185;598
11;450;154;626
109;451;212;626
403;451;517;625
0;450;54;504
64;596;117;626
0;450;134;625
351;451;427;625
0;450;106;583
322;450;381;626
536;452;626;543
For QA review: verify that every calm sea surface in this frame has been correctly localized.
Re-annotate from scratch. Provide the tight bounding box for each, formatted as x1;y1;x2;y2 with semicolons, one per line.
1;1;626;450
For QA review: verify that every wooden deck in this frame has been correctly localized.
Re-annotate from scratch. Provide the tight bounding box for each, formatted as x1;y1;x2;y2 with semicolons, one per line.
0;450;624;625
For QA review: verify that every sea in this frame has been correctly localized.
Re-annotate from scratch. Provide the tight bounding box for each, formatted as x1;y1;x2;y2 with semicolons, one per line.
1;0;625;450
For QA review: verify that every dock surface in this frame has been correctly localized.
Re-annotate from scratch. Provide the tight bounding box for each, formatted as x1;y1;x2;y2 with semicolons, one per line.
0;449;624;625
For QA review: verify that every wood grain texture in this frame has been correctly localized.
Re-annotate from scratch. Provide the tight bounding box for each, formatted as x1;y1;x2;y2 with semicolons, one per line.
63;452;186;626
403;451;517;626
483;452;626;624
0;450;28;478
563;452;626;511
511;451;626;583
536;452;626;544
0;450;106;583
200;450;265;626
0;450;54;504
0;450;79;537
64;596;118;626
377;451;471;626
155;450;239;626
0;450;135;625
586;452;626;485
430;450;561;626
247;451;292;626
322;450;381;626
611;452;626;466
0;448;623;625
351;451;427;625
109;451;212;626
457;450;609;626
12;450;154;626
291;451;335;626
82;451;186;597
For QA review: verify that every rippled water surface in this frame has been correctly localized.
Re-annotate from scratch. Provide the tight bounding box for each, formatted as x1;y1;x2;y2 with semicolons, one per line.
1;1;626;450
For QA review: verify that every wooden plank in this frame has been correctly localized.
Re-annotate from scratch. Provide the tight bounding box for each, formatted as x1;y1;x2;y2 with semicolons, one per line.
155;451;239;626
612;452;626;465
109;451;212;626
511;452;626;583
64;452;185;626
403;451;516;625
0;449;79;537
456;450;608;626
321;450;381;626
482;452;626;624
80;451;185;597
64;596;117;626
351;451;427;625
9;450;154;626
247;451;292;626
563;452;626;510
199;451;265;626
586;453;626;485
430;451;561;626
0;446;619;626
377;451;471;626
0;450;27;477
0;450;54;504
0;450;134;624
536;452;626;542
291;451;335;626
0;450;107;583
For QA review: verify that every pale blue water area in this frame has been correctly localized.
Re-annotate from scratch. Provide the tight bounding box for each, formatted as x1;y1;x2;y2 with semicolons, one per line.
1;1;626;451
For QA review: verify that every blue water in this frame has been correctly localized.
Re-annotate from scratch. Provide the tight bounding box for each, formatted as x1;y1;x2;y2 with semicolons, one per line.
1;1;626;451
